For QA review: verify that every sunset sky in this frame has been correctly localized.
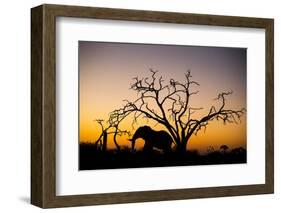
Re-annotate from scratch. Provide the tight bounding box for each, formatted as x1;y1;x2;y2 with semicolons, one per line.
79;41;246;152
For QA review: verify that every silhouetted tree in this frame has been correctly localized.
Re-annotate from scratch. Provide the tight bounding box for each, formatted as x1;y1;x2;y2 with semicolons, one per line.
220;145;229;153
93;119;130;152
109;69;245;153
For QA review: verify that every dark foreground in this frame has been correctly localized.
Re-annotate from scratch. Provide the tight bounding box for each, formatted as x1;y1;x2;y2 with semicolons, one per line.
79;143;246;170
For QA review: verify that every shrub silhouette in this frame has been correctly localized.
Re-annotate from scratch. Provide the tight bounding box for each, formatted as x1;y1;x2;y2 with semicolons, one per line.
79;142;246;170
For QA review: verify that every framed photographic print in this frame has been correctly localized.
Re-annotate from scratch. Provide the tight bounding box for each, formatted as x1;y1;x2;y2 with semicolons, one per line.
31;4;274;208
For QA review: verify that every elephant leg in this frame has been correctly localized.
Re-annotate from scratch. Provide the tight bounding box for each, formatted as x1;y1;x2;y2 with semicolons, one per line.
143;143;153;152
164;144;172;154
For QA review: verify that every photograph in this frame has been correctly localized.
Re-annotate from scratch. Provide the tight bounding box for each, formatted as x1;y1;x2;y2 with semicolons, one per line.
78;41;247;170
30;4;274;208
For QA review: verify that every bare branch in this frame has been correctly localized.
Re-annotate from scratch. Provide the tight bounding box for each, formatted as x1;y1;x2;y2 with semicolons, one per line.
108;69;245;152
185;91;246;141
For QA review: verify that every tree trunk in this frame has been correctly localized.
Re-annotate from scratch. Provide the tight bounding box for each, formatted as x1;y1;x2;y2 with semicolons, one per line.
176;142;186;153
113;132;120;151
102;131;107;152
175;138;189;153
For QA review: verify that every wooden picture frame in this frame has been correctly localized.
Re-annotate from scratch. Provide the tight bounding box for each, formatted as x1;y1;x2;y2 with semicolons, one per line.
31;4;274;208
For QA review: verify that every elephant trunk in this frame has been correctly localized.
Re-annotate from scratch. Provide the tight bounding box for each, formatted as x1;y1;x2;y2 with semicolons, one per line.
131;139;136;151
129;133;139;151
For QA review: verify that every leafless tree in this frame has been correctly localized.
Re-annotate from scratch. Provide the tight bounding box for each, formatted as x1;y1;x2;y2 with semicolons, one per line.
109;69;246;153
93;119;130;152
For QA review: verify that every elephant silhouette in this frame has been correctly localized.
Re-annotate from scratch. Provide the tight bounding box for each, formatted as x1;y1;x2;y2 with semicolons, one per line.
129;126;173;153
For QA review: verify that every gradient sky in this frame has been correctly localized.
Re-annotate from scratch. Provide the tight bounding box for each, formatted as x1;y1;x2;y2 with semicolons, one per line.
79;41;246;152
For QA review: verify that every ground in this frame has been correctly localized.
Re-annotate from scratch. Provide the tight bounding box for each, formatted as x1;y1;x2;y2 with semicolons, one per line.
79;143;246;170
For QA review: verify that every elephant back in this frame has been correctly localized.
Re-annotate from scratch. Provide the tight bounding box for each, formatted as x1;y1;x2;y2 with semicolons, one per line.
154;130;173;144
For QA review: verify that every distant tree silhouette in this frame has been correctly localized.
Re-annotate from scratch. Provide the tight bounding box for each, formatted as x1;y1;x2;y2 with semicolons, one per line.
109;69;245;153
207;146;215;154
220;145;229;153
231;147;246;155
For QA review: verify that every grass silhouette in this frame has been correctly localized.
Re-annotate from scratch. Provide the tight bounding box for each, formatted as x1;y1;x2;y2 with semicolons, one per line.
79;142;246;170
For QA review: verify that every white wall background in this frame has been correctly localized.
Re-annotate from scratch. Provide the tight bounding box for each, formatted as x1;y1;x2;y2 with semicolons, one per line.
0;0;279;212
